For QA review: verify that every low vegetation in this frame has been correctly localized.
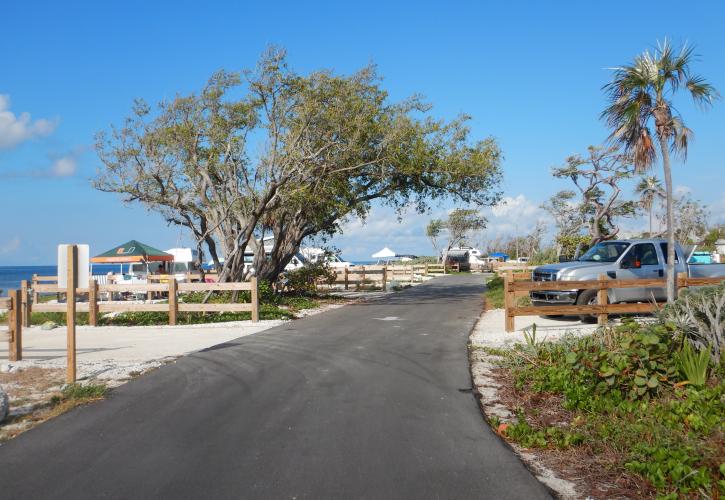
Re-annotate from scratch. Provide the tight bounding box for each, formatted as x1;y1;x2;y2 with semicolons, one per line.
487;286;725;497
484;275;530;309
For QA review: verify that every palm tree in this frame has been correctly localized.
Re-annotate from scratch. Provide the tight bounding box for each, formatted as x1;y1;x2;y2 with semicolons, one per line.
602;40;718;302
635;176;665;236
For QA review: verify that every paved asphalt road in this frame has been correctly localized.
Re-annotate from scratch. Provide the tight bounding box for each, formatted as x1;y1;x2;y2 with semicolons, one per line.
0;274;550;499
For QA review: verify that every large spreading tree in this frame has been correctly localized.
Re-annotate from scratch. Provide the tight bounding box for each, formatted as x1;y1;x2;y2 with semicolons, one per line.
95;48;503;282
602;40;718;302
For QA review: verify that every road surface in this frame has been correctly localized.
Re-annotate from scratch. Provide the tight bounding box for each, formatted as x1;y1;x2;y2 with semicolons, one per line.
0;274;550;499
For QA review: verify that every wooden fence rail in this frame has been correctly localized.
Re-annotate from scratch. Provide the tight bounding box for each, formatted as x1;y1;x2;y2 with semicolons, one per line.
503;271;725;332
326;263;458;291
3;278;260;358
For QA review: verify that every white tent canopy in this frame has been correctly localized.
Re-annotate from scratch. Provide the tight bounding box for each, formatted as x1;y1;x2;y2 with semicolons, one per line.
371;247;396;259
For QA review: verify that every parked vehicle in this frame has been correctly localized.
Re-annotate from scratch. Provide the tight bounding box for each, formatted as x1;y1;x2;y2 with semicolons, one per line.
445;249;471;271
529;238;725;320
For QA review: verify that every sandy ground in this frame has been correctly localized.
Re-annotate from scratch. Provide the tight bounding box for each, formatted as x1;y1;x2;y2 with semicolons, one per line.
471;309;600;348
469;309;599;499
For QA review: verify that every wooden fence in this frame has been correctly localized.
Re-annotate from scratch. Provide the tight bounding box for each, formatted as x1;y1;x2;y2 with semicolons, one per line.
2;278;260;361
328;263;458;290
502;271;724;332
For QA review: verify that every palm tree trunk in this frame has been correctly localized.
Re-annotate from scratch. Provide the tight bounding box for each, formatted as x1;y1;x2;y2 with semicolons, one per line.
648;201;653;237
658;136;677;302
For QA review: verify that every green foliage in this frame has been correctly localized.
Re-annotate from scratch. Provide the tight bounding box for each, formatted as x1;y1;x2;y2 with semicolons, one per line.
674;341;710;387
497;319;725;496
528;248;558;266
96;48;503;283
660;283;725;364
405;256;438;264
484;276;504;309
484;275;530;309
285;262;337;293
555;234;590;259
561;319;678;404
61;383;108;400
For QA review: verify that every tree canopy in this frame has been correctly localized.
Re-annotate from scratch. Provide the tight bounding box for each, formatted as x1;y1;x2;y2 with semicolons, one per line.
94;48;503;281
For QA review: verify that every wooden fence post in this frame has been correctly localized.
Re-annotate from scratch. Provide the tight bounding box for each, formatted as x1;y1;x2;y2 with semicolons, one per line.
504;271;514;332
32;274;40;303
66;245;77;384
358;266;365;291
425;263;429;276
409;265;414;284
597;273;608;326
21;280;31;327
676;272;688;297
382;266;387;291
8;289;22;361
344;267;349;291
251;276;259;322
168;278;178;326
89;279;98;327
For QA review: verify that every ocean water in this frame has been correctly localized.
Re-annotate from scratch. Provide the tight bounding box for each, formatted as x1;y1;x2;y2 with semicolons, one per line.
0;265;125;296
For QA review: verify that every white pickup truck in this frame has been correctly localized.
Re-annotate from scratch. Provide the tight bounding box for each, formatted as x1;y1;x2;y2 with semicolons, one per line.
530;239;725;317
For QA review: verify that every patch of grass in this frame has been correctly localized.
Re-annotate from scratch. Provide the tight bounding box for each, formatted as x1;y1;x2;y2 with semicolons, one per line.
60;383;108;400
492;319;725;497
483;276;530;310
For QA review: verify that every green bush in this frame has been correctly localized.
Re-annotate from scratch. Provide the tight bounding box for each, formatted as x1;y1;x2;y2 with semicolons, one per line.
497;319;724;495
660;282;725;364
285;262;337;293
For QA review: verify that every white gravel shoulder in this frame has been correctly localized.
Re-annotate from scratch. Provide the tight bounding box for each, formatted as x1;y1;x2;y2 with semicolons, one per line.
471;309;600;348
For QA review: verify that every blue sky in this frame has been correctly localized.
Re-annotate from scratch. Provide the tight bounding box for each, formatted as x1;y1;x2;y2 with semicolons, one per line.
2;0;724;264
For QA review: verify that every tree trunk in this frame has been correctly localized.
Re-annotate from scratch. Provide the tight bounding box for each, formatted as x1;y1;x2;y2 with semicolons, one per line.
648;202;653;237
658;135;677;303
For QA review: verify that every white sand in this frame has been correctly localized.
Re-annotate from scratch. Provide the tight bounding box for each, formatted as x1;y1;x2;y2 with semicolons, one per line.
0;320;287;384
471;309;600;348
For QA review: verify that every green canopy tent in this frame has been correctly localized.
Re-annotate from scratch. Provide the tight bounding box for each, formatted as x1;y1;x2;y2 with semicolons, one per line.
90;240;173;274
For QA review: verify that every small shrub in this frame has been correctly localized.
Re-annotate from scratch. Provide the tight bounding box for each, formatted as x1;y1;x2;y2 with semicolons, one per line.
286;262;337;293
660;283;725;363
674;341;710;387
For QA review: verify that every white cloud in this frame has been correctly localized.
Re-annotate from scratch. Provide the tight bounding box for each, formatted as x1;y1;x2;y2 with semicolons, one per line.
329;195;550;260
0;236;21;255
484;194;548;237
50;155;77;177
490;194;542;218
0;95;56;149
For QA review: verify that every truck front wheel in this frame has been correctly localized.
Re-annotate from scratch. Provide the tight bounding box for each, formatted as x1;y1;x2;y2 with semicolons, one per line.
576;289;598;323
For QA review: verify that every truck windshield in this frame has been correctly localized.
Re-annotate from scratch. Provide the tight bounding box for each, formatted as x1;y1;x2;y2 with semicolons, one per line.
578;242;630;262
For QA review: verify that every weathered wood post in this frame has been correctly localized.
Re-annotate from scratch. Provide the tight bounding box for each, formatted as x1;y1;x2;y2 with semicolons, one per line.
251;276;259;323
382;266;387;291
359;266;366;291
66;245;78;384
425;263;429;276
21;279;31;327
168;278;178;326
88;279;98;327
676;272;688;297
409;265;414;284
597;274;609;326
344;267;349;291
504;271;515;333
32;273;40;303
8;289;22;361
